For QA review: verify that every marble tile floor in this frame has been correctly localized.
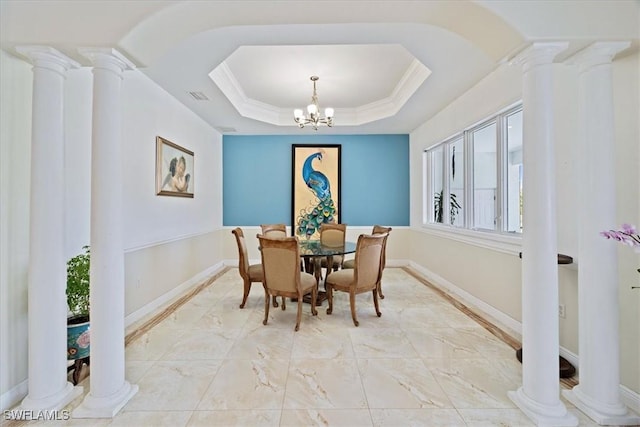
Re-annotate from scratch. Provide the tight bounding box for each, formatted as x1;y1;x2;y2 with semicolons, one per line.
9;267;608;427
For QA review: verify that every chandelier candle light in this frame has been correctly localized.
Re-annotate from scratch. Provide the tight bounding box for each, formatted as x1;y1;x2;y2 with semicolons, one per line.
294;76;334;130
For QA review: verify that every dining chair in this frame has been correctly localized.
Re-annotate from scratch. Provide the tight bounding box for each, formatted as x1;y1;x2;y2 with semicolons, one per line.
231;227;262;309
325;233;388;327
260;223;287;238
257;235;318;331
319;222;347;278
261;224;293;307
342;225;391;298
231;228;279;309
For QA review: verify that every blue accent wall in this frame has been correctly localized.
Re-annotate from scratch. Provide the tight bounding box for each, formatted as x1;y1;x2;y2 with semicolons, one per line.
223;134;409;226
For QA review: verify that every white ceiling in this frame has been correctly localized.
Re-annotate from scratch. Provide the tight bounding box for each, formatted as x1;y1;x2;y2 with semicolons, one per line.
221;44;417;107
1;0;638;136
209;43;432;128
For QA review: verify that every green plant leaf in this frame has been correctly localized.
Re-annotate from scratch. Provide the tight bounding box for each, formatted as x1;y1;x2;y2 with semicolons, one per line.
67;245;90;317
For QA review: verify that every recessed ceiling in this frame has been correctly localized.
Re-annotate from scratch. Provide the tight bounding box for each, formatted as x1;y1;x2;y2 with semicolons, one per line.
2;1;637;136
209;44;431;127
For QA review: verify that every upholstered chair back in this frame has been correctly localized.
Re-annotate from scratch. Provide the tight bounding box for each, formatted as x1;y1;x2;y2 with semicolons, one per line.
260;223;287;238
258;235;300;294
320;223;347;247
354;233;387;290
371;225;392;270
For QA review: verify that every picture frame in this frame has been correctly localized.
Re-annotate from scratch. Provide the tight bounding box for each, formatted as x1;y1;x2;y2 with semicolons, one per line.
291;144;341;239
156;136;194;198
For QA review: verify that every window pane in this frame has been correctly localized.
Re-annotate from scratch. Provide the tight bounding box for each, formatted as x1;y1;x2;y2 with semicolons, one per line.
432;146;444;223
448;138;464;226
472;123;497;230
506;110;523;233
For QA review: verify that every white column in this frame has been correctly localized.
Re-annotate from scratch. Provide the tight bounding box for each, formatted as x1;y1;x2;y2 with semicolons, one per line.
15;46;83;411
562;41;639;426
508;42;578;427
72;48;138;418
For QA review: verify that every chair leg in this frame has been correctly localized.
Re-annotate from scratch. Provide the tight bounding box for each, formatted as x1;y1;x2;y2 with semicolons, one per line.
350;290;359;327
295;298;303;331
373;289;381;317
272;295;286;309
377;280;385;299
326;284;333;315
311;288;318;316
262;288;270;326
240;279;251;309
280;297;286;311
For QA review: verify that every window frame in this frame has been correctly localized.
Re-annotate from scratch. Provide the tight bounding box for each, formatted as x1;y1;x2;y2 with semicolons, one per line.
422;103;523;246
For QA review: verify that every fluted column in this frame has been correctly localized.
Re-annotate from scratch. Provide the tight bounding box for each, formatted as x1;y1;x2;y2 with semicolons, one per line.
508;42;578;427
562;41;639;426
15;46;83;411
72;48;137;418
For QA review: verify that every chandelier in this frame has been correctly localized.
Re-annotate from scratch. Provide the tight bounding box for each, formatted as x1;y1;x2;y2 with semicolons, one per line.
293;76;334;130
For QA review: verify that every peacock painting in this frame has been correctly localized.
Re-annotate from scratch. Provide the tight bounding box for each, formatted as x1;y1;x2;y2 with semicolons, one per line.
292;145;341;240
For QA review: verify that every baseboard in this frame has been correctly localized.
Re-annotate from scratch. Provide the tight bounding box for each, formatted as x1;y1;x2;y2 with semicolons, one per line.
620;385;640;414
223;259;236;267
408;260;522;335
125;261;225;328
559;347;579;376
407;261;579;363
1;379;27;412
386;259;410;267
406;262;640;412
1;262;224;412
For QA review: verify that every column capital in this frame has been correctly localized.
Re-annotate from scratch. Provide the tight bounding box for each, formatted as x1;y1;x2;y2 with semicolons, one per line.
15;45;80;76
78;48;136;77
565;41;631;73
510;42;569;73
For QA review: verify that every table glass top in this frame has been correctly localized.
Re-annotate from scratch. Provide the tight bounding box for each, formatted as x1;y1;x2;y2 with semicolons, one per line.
298;240;356;257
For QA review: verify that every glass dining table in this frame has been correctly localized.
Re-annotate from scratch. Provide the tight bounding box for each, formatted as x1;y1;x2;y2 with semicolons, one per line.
297;240;357;305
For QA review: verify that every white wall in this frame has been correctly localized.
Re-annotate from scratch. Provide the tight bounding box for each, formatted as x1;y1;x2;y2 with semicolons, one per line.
63;67;93;258
61;66;225;317
63;68;223;254
612;51;640;395
0;55;224;410
121;72;222;249
409;53;640;394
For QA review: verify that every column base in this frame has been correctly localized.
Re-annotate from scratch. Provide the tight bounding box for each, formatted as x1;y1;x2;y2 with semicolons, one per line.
509;387;578;426
72;381;138;418
563;387;640;425
19;382;83;411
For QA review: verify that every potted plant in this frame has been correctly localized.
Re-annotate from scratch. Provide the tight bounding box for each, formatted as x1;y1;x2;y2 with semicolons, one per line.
434;190;461;224
66;246;91;367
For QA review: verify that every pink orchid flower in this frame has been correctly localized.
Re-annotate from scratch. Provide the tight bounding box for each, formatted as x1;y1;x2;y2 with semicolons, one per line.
601;224;640;253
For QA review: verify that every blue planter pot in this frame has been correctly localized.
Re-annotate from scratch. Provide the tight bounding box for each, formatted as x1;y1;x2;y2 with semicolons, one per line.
67;315;90;360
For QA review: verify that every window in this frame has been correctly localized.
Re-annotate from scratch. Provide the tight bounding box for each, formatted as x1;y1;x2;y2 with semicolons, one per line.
505;109;523;233
448;138;464;227
472;122;497;230
424;104;523;234
431;146;444;223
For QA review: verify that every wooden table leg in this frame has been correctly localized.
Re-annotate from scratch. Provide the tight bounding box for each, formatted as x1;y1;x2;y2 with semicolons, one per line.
302;256;327;306
313;257;322;285
324;255;334;285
